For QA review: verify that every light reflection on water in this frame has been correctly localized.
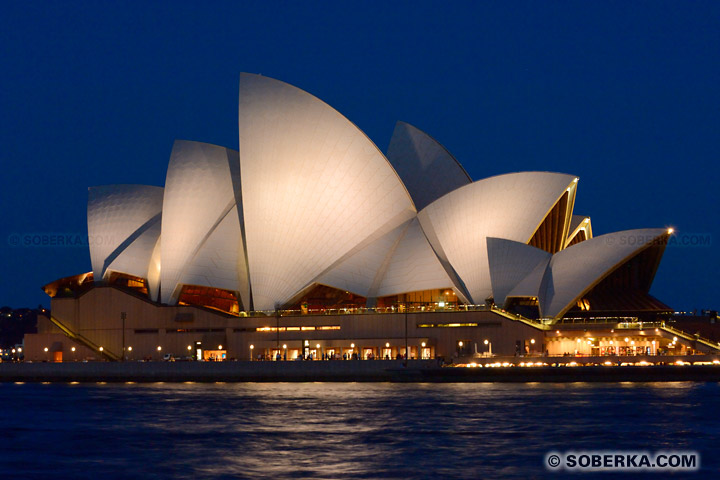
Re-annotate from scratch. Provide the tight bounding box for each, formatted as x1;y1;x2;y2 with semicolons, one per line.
1;382;718;478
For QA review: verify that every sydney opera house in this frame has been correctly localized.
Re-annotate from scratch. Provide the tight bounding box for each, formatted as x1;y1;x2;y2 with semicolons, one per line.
26;73;703;363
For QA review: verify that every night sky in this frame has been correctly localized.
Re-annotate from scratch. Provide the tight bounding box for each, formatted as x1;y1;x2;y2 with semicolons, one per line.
1;1;717;311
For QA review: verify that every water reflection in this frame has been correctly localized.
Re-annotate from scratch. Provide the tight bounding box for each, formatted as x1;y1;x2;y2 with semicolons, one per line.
1;382;718;478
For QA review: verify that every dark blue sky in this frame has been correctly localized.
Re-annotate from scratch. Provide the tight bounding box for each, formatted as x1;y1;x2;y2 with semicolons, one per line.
1;1;717;310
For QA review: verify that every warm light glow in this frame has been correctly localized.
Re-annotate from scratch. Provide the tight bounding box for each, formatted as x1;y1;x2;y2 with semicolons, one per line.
44;347;48;352
17;348;22;352
250;345;254;350
421;342;426;347
188;345;192;350
385;342;390;348
351;343;355;348
673;337;678;342
484;339;489;345
282;344;287;349
530;339;535;344
157;346;162;351
71;347;76;352
218;345;223;350
609;341;614;345
128;346;132;351
458;341;464;347
624;338;629;342
99;347;103;351
667;228;674;234
316;344;320;349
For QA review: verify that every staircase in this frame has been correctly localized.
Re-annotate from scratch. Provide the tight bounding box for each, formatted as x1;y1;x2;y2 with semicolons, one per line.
49;315;121;361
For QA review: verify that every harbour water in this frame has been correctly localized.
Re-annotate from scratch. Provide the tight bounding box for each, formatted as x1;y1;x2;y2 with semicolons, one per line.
1;381;718;478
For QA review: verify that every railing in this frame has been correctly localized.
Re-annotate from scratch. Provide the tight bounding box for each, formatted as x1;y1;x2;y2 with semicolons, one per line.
242;304;496;317
489;306;550;330
239;303;550;330
659;324;720;352
556;316;640;325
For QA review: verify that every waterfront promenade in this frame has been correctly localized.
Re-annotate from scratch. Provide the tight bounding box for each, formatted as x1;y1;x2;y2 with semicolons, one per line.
3;355;720;382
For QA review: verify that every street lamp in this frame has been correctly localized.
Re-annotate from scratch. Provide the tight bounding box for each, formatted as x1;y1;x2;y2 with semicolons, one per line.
484;339;492;357
250;344;254;361
121;311;126;361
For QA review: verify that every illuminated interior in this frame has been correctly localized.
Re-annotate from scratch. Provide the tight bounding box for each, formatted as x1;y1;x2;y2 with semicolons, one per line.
177;285;240;315
377;288;460;309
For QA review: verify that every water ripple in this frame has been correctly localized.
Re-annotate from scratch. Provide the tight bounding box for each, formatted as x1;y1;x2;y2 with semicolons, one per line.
1;382;719;478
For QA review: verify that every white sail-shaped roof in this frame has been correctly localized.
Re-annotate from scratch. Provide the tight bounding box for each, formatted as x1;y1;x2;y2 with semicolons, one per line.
160;140;247;305
178;204;250;308
386;122;471;211
105;218;161;284
566;214;592;247
87;184;164;281
315;219;411;298
375;217;457;299
417;172;577;304
540;228;669;319
238;73;416;310
487;237;551;306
